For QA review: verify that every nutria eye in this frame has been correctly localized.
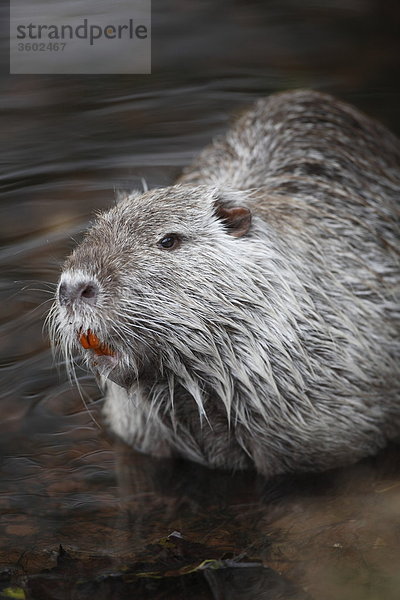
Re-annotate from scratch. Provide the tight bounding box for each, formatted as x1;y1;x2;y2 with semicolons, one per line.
157;234;180;250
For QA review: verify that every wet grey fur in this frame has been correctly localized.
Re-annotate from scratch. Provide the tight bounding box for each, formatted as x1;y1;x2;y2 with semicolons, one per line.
51;90;400;477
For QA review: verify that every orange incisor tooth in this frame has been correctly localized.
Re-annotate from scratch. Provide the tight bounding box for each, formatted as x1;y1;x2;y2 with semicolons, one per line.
88;330;101;350
79;329;114;356
101;344;115;356
79;331;91;349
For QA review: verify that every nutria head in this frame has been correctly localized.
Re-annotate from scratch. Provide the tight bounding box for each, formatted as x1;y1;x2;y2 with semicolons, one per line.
50;184;254;397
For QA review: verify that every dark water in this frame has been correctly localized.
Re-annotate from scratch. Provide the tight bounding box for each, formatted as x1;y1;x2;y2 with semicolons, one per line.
1;1;400;599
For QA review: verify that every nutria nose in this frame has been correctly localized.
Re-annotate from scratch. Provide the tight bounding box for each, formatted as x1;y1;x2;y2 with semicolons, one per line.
58;280;99;307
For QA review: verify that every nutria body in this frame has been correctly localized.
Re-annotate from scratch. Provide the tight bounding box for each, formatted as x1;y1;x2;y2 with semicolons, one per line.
51;90;400;477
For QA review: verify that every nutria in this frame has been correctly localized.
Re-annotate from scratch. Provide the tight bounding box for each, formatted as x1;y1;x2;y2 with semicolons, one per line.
50;90;400;477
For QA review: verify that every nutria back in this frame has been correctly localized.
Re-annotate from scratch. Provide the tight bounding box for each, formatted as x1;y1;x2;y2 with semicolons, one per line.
50;90;400;477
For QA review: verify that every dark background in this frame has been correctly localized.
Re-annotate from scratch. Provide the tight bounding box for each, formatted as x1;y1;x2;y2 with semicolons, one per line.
1;1;400;599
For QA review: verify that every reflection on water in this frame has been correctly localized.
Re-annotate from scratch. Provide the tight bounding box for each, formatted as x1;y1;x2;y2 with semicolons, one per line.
1;1;400;598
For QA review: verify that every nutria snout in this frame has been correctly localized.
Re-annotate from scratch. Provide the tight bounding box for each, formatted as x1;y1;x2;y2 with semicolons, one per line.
50;90;400;477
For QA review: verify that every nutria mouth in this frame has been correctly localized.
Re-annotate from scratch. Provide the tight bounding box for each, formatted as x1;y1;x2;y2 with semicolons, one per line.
78;328;115;357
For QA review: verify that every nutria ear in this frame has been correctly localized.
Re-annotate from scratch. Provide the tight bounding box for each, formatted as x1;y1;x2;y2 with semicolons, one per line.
115;189;141;204
214;203;252;238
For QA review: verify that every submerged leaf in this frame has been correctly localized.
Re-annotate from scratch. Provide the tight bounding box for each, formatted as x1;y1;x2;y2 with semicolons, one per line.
0;588;26;600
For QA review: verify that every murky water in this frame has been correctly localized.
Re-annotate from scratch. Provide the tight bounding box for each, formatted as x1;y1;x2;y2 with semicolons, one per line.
1;1;400;599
